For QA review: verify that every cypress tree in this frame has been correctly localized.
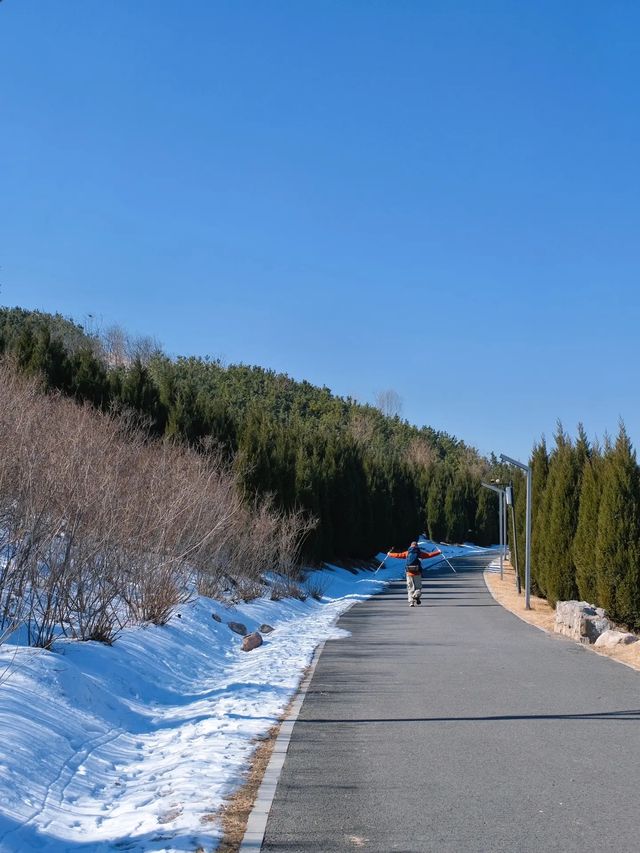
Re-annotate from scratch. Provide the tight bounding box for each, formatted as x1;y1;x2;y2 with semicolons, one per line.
542;426;580;606
530;438;550;595
508;472;526;587
475;484;499;547
444;473;466;542
427;465;449;541
594;425;640;626
573;438;601;602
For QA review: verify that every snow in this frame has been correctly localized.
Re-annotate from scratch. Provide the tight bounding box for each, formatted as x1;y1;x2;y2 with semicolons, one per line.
0;542;490;852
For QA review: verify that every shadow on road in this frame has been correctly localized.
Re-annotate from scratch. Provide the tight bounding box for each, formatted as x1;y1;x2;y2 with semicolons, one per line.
294;708;640;724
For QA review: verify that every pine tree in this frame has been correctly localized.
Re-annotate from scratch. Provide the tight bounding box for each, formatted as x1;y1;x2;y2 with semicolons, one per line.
594;425;640;626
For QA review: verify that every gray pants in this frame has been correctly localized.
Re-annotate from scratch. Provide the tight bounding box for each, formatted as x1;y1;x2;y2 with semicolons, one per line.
406;572;422;603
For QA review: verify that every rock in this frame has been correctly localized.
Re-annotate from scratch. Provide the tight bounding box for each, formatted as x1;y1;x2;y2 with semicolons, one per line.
211;613;222;623
242;631;263;652
594;629;638;649
228;621;248;636
555;600;611;644
259;623;274;634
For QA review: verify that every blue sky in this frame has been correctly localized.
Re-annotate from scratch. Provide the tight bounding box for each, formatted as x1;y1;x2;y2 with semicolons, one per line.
2;1;639;460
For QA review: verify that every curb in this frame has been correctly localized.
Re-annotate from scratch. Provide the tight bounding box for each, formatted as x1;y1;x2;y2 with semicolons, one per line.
238;639;327;852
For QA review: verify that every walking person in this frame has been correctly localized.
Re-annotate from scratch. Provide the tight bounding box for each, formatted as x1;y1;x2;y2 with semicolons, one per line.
388;541;441;606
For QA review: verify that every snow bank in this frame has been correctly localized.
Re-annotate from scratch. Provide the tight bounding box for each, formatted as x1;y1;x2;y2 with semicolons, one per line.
0;542;492;852
0;561;402;852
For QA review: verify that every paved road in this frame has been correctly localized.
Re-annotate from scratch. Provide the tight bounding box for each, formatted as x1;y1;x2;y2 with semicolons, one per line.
260;555;640;852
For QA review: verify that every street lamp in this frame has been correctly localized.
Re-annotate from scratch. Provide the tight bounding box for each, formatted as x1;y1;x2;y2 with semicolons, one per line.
503;482;521;595
500;453;531;609
481;481;506;579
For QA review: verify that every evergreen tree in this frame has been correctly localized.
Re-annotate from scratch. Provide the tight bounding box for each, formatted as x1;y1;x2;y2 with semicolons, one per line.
427;465;449;541
445;470;477;543
508;471;526;586
69;349;110;408
573;439;601;602
594;425;640;626
542;425;580;606
530;438;550;595
475;486;499;548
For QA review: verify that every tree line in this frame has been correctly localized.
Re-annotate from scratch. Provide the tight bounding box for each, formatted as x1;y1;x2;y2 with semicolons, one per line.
505;423;640;629
1;307;500;559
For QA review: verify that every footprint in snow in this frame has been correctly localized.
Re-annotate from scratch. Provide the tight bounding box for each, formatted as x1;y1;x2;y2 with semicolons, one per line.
157;805;183;824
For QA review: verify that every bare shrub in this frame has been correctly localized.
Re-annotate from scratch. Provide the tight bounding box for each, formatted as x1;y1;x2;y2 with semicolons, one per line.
304;574;327;601
0;358;317;648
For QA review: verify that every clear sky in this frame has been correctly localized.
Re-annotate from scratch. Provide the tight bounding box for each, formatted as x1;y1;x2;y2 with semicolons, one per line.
2;1;639;461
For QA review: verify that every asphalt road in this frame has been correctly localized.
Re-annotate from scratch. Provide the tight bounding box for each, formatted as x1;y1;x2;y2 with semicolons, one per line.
260;555;640;853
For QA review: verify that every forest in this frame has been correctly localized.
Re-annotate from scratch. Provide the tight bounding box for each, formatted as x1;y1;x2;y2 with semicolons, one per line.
5;306;640;628
0;307;500;560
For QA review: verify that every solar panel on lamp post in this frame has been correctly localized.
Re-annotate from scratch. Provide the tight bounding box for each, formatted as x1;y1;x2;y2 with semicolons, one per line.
500;454;532;609
481;481;505;580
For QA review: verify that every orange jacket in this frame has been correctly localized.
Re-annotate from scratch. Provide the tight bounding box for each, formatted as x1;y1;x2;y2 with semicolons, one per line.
389;547;442;574
388;548;441;560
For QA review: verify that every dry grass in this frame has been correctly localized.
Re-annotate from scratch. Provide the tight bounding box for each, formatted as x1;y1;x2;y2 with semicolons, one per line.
484;562;640;673
205;684;301;852
212;725;279;852
484;563;556;633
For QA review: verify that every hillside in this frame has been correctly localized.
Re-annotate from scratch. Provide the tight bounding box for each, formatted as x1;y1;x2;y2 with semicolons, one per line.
0;306;499;557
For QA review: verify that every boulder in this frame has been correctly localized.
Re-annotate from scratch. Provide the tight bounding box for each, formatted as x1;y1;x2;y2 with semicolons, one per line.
555;601;611;644
259;623;274;634
594;629;638;649
228;621;248;636
242;631;263;652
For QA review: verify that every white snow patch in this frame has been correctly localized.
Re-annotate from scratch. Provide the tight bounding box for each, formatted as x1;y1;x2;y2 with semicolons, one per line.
0;542;491;852
0;561;399;852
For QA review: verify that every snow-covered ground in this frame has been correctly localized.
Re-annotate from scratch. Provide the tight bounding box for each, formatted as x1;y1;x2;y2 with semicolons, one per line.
0;540;491;852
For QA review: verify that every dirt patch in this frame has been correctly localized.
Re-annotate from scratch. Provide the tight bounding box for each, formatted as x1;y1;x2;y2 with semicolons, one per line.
484;562;640;673
209;723;280;852
484;563;556;633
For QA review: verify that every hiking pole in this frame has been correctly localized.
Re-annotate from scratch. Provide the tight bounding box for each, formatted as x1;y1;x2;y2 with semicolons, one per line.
375;548;393;574
434;543;457;574
442;555;457;573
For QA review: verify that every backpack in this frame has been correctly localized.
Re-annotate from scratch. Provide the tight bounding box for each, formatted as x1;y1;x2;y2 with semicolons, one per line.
406;545;421;568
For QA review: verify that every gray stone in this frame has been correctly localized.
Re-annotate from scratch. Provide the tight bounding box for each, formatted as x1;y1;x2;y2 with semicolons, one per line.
594;629;638;649
228;621;248;636
555;600;611;644
242;631;263;652
260;623;275;634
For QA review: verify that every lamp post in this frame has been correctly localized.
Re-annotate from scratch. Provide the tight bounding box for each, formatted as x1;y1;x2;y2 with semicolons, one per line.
481;481;506;580
504;482;521;594
500;454;531;609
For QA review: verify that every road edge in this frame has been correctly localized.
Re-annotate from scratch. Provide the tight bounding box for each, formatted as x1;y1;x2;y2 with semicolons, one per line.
237;639;327;852
483;566;640;674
